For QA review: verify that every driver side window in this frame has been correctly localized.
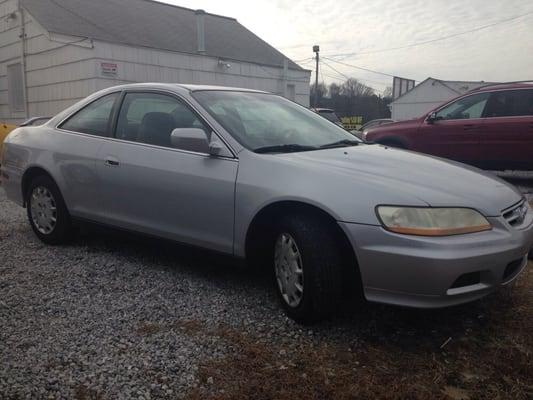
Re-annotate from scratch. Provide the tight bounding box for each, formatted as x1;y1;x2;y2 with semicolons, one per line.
435;92;490;121
115;92;209;149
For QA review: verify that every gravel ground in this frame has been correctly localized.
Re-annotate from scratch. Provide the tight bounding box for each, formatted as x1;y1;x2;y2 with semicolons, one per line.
0;178;532;399
0;187;290;399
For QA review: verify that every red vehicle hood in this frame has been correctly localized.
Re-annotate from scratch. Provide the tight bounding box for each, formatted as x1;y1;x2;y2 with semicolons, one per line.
367;117;424;135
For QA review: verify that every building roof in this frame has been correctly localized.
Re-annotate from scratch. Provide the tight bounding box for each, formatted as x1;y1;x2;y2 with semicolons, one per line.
391;77;492;104
22;0;303;70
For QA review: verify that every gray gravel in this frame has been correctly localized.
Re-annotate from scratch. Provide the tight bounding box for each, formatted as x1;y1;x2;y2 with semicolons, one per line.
1;174;532;399
0;187;293;399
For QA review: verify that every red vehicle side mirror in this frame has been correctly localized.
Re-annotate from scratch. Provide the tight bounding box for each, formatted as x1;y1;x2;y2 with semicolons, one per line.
426;112;438;124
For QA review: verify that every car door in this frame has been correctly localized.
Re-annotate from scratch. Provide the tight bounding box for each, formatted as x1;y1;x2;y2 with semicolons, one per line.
478;89;533;170
96;91;238;254
55;92;121;220
415;92;490;166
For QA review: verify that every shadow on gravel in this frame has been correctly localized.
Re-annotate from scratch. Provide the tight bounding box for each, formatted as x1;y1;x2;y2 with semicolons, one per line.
76;222;272;287
72;223;532;400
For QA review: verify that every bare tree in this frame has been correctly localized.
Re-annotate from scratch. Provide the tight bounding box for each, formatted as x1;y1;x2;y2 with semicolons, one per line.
329;82;341;98
310;82;328;107
383;86;393;99
340;78;375;98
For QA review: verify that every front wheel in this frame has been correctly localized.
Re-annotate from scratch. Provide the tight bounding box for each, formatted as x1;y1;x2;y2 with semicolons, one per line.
273;214;343;323
26;175;73;245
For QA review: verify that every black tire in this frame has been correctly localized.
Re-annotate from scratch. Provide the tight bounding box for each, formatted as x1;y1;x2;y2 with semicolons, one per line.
528;249;533;260
26;175;73;245
272;214;343;323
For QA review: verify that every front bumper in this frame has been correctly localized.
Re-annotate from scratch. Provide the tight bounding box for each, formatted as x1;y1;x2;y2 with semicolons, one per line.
339;213;533;308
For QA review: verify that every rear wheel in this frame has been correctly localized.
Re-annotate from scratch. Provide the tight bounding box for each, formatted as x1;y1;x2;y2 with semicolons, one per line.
273;214;343;323
26;175;73;245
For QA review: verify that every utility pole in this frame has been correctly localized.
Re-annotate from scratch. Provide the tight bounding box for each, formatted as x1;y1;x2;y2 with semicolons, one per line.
313;45;320;108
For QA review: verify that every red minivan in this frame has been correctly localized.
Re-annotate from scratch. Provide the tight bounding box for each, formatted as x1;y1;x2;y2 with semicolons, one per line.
365;82;533;170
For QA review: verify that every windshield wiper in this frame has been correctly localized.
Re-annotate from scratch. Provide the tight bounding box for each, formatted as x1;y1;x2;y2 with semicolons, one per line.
319;139;361;149
254;144;318;154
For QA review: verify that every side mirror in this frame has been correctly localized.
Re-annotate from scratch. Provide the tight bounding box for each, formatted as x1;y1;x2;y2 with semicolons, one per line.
170;128;209;153
426;112;437;124
170;128;232;157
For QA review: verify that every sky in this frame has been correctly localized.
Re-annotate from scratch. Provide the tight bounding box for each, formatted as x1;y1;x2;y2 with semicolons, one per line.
164;0;533;94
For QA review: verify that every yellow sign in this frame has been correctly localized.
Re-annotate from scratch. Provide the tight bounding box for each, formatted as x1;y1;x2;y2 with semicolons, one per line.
341;116;363;130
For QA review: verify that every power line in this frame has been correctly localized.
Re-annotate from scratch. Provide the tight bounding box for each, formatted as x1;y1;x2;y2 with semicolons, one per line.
324;10;533;58
320;59;350;80
323;56;415;81
292;57;314;63
320;60;389;93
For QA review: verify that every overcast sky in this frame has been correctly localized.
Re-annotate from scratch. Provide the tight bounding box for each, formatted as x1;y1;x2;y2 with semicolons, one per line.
165;0;533;93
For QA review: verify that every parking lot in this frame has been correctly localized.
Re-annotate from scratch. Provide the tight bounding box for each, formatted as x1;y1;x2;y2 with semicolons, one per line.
1;184;532;400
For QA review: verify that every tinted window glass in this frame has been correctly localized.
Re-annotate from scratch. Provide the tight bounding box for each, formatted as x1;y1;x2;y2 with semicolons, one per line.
435;92;490;120
484;89;533;117
60;93;119;136
115;92;208;148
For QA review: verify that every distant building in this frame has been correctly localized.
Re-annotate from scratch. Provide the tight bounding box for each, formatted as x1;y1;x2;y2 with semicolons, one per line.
0;0;310;124
390;77;494;120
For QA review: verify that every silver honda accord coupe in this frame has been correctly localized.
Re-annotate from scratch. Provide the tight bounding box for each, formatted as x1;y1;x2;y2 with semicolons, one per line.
1;83;532;322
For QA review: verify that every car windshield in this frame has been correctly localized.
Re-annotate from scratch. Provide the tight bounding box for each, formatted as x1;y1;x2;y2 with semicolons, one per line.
193;91;360;153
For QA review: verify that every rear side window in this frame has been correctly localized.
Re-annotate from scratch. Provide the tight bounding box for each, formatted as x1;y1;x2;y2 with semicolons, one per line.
484;89;533;118
60;93;119;136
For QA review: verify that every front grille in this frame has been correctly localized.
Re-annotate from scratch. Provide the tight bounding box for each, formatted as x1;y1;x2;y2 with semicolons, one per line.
502;200;528;227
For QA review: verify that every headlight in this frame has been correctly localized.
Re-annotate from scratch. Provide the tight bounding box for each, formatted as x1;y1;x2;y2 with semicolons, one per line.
376;206;491;236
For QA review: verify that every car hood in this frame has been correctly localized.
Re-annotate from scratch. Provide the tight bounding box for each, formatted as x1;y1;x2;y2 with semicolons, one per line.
367;117;422;133
283;144;522;217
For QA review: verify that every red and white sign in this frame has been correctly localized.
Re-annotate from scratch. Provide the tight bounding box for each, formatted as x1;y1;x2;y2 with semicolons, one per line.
100;62;118;76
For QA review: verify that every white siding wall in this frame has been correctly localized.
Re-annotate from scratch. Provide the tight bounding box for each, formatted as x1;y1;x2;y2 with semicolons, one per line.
92;41;310;106
390;80;459;120
1;3;310;123
0;0;26;122
0;1;96;123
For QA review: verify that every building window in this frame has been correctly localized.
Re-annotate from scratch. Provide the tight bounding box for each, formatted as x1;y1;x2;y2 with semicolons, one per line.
7;63;25;113
286;84;296;101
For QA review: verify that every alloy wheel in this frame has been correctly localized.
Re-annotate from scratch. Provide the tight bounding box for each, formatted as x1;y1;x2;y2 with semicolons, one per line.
30;186;57;235
274;233;304;307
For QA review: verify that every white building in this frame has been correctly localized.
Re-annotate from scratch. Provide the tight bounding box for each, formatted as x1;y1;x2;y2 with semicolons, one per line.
0;0;311;124
390;77;493;121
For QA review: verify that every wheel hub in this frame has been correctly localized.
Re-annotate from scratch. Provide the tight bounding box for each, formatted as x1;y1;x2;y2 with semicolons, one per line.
30;186;57;235
274;233;304;307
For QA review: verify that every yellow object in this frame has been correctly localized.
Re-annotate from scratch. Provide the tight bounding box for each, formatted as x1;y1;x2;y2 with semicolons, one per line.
0;123;17;158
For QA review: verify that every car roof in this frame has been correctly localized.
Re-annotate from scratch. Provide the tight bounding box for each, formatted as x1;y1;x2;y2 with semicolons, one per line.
96;82;269;94
469;81;533;93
